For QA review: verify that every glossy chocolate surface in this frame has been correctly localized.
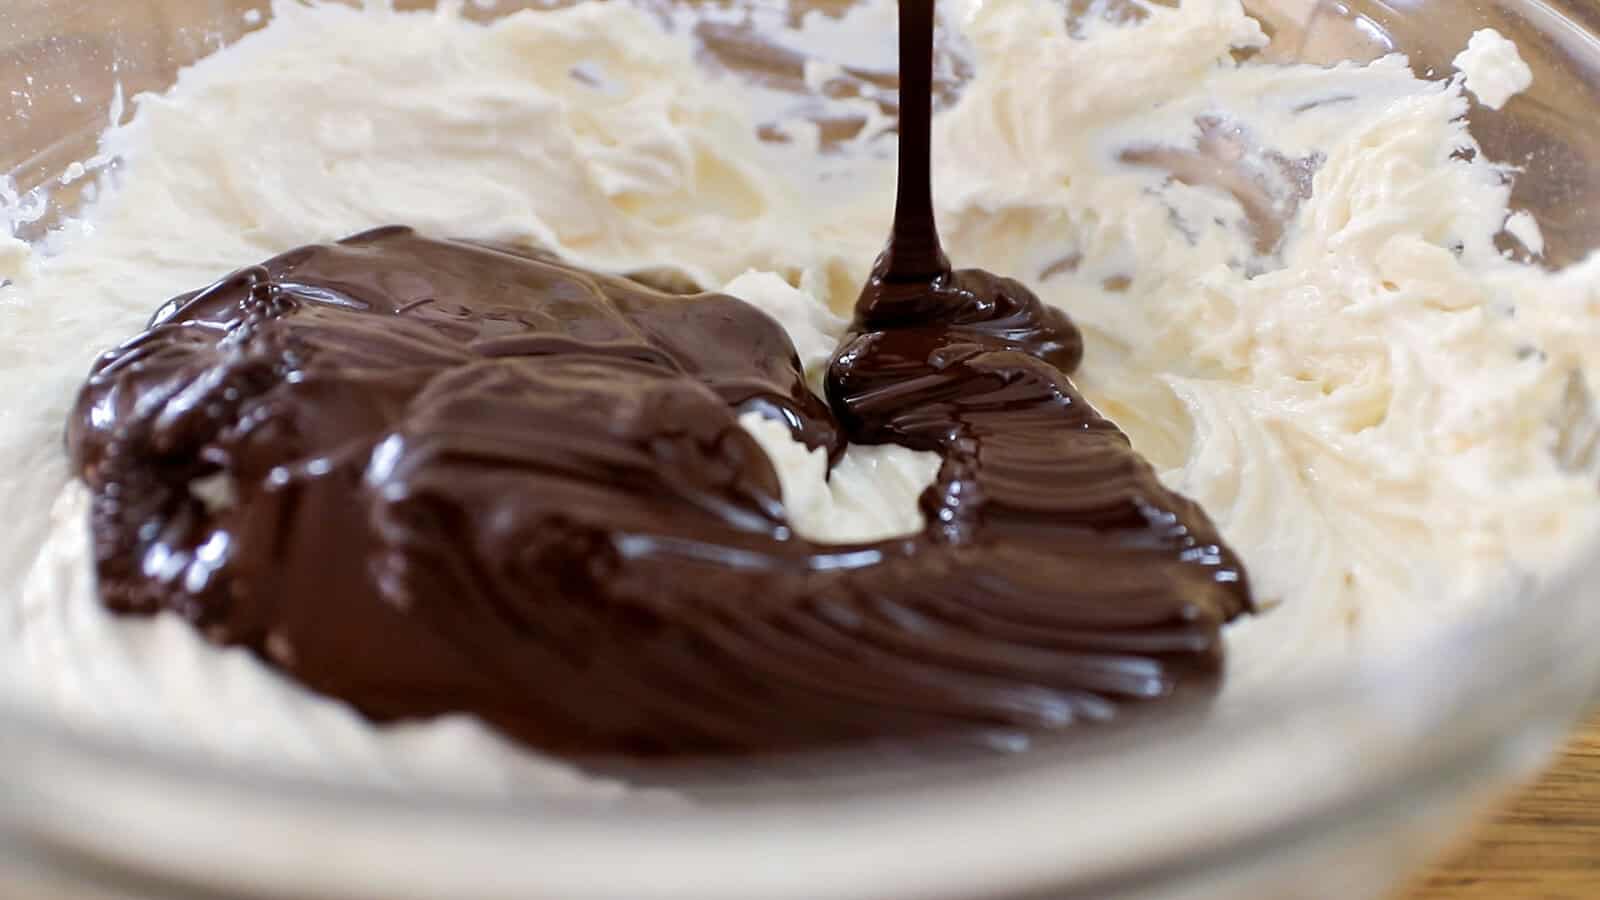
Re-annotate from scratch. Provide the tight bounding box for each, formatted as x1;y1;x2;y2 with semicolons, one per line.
67;0;1251;758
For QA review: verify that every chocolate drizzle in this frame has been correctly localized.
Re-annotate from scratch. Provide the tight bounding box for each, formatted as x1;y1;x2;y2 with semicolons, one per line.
65;0;1251;758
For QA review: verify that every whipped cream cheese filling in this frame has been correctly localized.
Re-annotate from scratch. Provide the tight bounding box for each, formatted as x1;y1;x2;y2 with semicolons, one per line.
1453;28;1534;110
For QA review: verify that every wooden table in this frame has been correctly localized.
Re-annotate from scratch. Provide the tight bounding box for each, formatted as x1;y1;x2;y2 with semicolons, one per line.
1397;716;1600;899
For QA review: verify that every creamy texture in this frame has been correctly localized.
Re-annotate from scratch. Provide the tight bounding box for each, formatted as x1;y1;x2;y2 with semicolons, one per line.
1;0;1598;789
1454;28;1534;110
1505;210;1545;257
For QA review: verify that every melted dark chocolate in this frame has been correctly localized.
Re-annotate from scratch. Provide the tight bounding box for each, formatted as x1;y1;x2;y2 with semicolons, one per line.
65;0;1251;758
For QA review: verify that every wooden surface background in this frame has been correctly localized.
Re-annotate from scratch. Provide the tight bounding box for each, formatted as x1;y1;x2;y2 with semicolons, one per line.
1398;715;1600;899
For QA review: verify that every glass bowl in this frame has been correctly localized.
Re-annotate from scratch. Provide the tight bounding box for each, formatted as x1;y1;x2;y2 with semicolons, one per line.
1;0;1598;897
